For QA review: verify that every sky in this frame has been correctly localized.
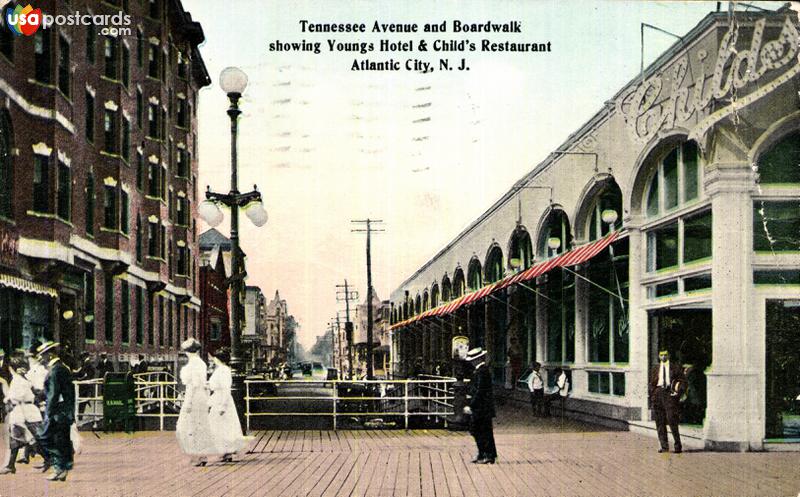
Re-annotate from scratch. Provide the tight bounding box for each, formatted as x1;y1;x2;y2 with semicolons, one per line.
185;0;788;350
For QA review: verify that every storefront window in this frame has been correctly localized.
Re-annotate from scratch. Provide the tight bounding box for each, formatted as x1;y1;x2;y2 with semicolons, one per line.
683;210;712;263
588;239;629;364
757;131;800;184
645;141;701;217
754;202;800;252
647;209;711;273
545;270;574;363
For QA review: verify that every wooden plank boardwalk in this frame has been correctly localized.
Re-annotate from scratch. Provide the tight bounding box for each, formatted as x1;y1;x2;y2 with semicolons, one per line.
1;413;799;497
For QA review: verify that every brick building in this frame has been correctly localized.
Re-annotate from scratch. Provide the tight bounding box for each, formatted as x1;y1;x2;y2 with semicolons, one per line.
198;228;231;357
0;0;210;368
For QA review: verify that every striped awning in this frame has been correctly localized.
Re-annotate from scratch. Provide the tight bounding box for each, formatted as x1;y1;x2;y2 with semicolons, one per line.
0;273;58;298
390;231;620;331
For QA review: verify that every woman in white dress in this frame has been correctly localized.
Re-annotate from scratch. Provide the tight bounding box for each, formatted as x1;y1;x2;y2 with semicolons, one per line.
175;338;215;466
208;350;250;462
1;354;43;474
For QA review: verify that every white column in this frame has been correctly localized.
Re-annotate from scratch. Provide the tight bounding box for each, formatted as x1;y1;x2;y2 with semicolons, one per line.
626;223;650;419
572;274;588;395
704;161;758;450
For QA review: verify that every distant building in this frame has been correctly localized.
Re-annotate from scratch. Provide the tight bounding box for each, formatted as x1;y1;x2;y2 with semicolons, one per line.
198;228;230;357
264;290;287;365
243;286;267;370
353;289;390;377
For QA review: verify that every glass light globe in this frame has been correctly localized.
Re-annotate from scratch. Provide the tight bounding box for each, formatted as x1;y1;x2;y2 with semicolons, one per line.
199;200;224;228
245;201;268;227
62;310;74;320
219;67;248;95
601;209;619;225
547;237;562;250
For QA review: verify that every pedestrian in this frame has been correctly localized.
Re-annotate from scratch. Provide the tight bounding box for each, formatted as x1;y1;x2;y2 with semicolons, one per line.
208;350;250;462
648;349;686;453
0;354;44;475
526;362;544;417
131;355;149;375
95;353;115;379
462;347;497;464
0;349;10;423
35;341;75;481
175;338;215;466
24;344;47;466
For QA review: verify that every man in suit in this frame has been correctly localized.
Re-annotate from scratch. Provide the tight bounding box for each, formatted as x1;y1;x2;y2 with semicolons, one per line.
463;347;497;464
95;353;114;379
649;349;687;453
36;342;75;481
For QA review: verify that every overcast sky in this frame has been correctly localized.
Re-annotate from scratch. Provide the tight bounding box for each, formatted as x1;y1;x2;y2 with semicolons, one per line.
185;0;788;350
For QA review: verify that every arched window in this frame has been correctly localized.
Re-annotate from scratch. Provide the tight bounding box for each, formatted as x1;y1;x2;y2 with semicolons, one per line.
587;182;623;241
508;227;533;271
414;295;421;315
538;209;572;258
441;275;452;302
403;301;409;320
422;290;429;311
485;246;504;283
754;131;800;254
467;258;482;290
452;268;465;298
645;141;700;218
756;130;800;184
430;284;440;308
0;111;13;218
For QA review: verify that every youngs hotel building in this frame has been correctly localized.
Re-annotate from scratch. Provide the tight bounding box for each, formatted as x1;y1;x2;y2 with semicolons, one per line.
390;7;800;450
0;0;210;367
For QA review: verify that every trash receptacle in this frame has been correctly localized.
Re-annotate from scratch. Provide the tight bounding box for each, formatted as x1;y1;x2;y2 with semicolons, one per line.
103;372;136;432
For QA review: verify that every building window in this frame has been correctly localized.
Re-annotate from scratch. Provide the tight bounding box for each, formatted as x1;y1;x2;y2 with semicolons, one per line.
167;299;173;347
588;371;625;396
104;110;117;154
34;30;51;84
545;270;575;364
85;25;95;64
177;245;188;275
158;296;164;346
136;215;142;262
136;90;143;128
588;186;622;241
0;112;12;219
148;221;157;256
756;131;800;184
121;118;130;162
85;173;94;236
159;224;166;259
84;272;95;341
136;29;143;67
0;15;14;62
647;209;712;272
85;91;95;142
210;319;221;341
121;280;129;344
148;162;160;197
32;155;50;213
56;161;71;221
646;141;700;218
177;150;189;178
103;36;117;79
754;202;800;252
135;286;144;345
136;152;144;191
148;43;159;78
149;0;160;19
177;51;186;79
121;44;130;87
120;189;129;234
148;103;159;139
57;35;70;97
147;291;154;345
103;185;117;229
177;97;187;128
160;165;167;201
104;274;114;343
177;197;189;226
587;240;629;364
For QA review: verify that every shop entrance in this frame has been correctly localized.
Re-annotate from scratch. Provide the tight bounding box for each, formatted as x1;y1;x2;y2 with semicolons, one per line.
765;300;800;440
649;308;712;425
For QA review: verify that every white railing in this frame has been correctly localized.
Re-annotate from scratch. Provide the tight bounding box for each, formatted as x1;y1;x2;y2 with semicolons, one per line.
244;378;457;432
74;378;104;429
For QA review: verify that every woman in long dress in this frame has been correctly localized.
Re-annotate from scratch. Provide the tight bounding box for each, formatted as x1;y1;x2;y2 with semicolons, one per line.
0;354;43;474
175;338;215;466
208;350;250;462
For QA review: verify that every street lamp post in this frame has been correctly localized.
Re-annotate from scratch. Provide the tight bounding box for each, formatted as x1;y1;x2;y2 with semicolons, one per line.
198;67;268;432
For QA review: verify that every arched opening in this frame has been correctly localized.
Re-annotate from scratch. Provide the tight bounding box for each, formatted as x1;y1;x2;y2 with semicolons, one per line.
467;257;482;291
484;245;504;283
422;290;429;312
644;140;701;218
508;226;533;271
414;295;421;315
452;268;465;298
430;283;440;308
441;275;452;302
586;181;623;241
538;208;572;259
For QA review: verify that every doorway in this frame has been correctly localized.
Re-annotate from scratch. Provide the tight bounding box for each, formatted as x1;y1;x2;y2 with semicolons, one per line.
650;308;712;425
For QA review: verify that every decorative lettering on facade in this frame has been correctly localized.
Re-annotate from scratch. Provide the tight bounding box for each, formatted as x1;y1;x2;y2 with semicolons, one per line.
617;16;799;144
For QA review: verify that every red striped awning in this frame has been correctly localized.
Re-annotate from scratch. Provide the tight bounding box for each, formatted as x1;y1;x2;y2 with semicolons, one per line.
390;231;620;330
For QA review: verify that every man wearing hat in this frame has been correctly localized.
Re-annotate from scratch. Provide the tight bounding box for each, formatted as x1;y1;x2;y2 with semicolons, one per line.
35;341;75;481
462;347;497;464
648;349;687;454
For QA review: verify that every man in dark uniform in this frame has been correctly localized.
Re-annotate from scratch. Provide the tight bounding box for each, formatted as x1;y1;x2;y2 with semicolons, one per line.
649;349;687;453
95;353;114;379
36;341;75;481
463;347;497;464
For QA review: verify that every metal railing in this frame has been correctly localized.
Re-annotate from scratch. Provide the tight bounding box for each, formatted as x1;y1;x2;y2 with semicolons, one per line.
74;378;104;429
244;377;457;432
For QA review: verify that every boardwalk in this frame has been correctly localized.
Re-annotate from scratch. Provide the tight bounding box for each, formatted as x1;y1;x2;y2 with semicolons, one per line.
1;411;799;497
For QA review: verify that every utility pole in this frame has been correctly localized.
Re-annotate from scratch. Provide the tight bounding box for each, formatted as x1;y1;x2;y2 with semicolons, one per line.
336;280;359;379
352;219;384;379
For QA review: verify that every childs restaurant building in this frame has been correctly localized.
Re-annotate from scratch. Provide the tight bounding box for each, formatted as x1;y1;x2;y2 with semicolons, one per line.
389;7;800;451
